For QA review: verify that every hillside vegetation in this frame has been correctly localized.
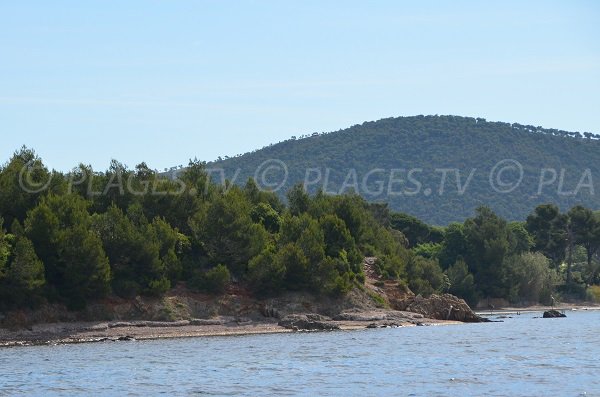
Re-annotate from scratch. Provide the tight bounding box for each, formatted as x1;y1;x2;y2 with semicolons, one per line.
209;115;600;225
1;148;600;316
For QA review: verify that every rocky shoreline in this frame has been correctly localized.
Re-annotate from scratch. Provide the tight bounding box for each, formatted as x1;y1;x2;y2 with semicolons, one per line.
0;259;496;348
0;309;463;348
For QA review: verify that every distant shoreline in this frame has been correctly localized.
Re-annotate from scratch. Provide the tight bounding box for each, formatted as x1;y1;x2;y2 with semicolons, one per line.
475;303;600;315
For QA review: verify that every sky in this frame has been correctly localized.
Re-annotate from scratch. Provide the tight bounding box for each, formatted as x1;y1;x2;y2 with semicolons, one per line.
1;0;599;171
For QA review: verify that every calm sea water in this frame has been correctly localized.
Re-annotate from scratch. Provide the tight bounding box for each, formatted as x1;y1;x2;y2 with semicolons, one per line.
1;311;599;396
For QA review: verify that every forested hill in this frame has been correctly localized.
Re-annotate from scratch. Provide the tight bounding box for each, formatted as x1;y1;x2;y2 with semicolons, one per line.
208;115;600;225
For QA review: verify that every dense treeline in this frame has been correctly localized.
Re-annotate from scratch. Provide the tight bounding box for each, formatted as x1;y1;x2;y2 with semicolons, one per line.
209;115;600;224
1;148;599;312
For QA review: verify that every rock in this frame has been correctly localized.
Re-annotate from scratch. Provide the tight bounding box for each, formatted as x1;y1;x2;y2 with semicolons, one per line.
543;310;566;318
400;294;488;323
278;314;339;331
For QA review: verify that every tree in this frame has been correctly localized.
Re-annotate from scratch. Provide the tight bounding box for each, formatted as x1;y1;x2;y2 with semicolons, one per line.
526;204;568;267
190;188;256;275
320;214;361;267
278;243;310;290
93;205;170;297
506;252;559;304
4;234;45;307
250;202;281;233
438;223;468;269
568;206;600;283
391;212;443;248
508;222;533;254
192;264;231;294
445;260;478;307
247;248;286;296
406;255;446;297
287;184;310;216
56;226;111;307
0;147;53;226
464;207;511;298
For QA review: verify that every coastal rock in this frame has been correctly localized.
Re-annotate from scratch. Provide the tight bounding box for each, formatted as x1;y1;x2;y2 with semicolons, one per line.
400;294;488;323
543;310;567;318
278;314;339;331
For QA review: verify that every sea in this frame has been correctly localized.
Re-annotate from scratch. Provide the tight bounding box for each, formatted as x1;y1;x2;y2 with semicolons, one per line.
1;310;599;396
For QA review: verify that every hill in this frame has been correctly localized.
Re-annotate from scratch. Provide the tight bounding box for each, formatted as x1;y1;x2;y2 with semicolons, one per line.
208;115;600;224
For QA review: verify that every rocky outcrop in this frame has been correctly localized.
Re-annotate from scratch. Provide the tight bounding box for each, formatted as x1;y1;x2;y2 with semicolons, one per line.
543;310;566;318
278;314;340;331
399;294;488;323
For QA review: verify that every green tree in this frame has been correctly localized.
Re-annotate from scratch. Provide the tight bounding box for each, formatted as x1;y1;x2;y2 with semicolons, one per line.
406;255;446;297
526;204;568;266
445;260;478;307
0;147;54;226
56;226;111;307
438;223;468;269
250;202;281;233
192;264;231;294
3;233;45;307
568;206;600;283
464;207;511;299
391;212;444;248
190;188;256;275
508;221;534;254
506;252;559;304
247;248;286;296
93;205;170;297
278;243;310;289
287;184;310;216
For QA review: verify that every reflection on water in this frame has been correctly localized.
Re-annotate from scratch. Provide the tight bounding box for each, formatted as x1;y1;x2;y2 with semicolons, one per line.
1;311;600;396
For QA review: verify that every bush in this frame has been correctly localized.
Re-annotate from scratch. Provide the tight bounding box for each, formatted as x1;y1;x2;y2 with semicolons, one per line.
445;260;479;307
191;264;231;294
506;252;559;304
406;255;445;297
375;255;405;280
247;250;285;296
586;285;600;303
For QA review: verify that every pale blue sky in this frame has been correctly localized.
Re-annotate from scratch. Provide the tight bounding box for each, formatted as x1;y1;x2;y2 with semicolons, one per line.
1;0;599;171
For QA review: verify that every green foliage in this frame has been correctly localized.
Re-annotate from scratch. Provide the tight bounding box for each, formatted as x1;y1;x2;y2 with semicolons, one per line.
406;255;446;297
56;226;111;308
526;204;568;266
445;260;478;307
191;264;231;294
463;207;511;298
508;222;534;254
412;243;442;260
210;115;600;225
4;146;600;311
391;213;443;248
504;252;560;304
278;243;310;290
247;248;286;296
3;234;45;307
437;223;467;269
250;202;282;233
190;188;257;275
374;255;406;280
93;205;170;297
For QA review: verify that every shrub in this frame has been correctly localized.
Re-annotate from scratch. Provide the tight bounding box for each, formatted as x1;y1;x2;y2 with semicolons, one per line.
586;285;600;303
191;264;231;294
